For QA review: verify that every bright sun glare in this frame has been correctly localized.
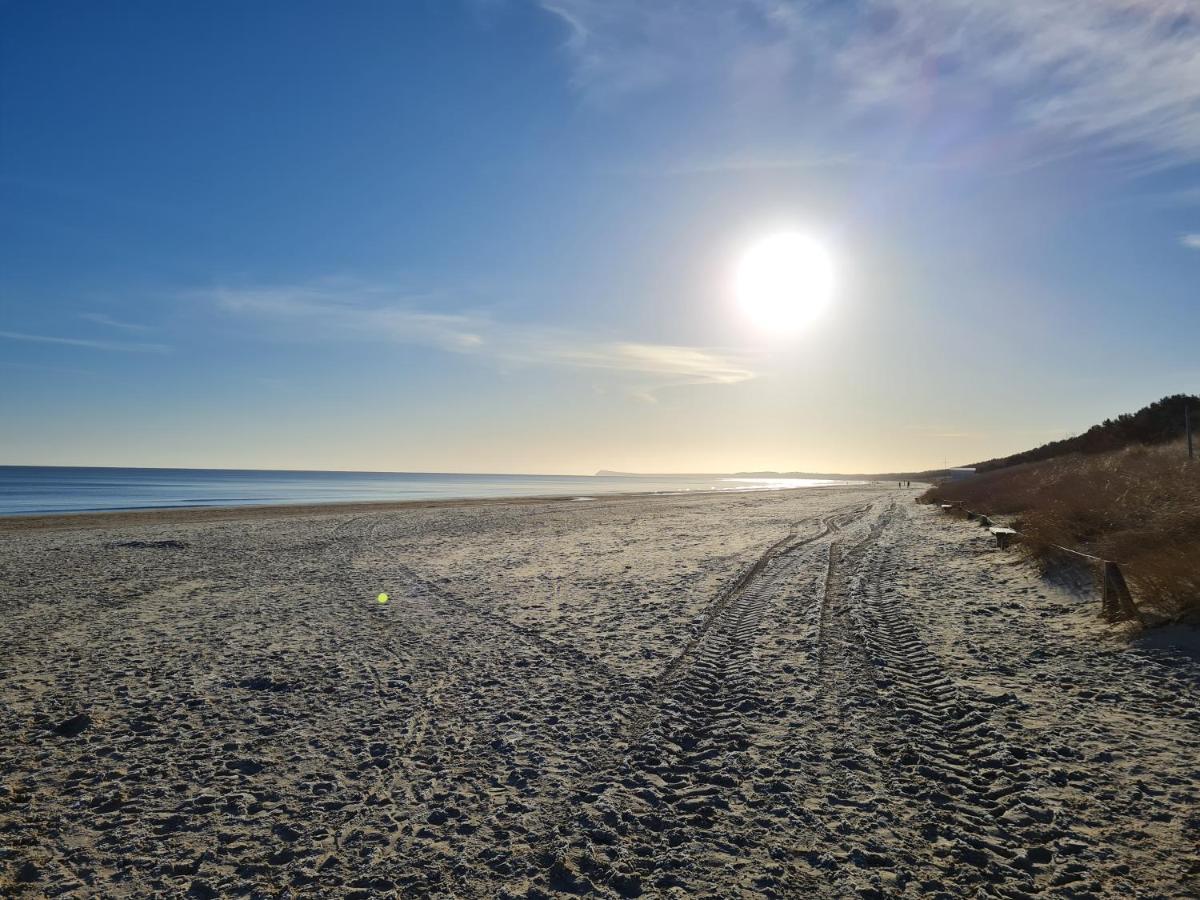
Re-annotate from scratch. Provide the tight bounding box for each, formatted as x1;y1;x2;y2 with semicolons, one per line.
736;232;835;333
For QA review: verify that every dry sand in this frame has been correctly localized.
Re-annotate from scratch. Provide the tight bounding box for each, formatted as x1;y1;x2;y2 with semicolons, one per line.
1;485;1197;897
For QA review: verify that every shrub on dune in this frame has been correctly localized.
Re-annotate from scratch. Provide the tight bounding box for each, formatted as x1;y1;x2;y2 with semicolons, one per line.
923;442;1200;624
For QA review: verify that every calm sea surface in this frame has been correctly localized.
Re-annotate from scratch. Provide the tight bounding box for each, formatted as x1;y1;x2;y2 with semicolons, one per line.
0;466;856;516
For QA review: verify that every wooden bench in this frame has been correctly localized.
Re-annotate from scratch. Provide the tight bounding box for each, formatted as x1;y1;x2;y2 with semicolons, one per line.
989;526;1020;549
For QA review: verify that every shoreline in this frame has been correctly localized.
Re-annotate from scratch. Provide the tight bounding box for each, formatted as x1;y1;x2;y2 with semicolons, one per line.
0;484;854;532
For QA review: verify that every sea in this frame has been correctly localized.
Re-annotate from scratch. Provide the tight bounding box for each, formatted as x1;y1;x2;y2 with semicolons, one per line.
0;466;857;516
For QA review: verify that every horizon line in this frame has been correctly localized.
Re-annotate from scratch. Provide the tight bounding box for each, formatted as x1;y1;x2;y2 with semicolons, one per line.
0;462;955;478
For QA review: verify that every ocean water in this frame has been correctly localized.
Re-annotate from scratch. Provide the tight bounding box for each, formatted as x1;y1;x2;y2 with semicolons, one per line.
0;466;855;516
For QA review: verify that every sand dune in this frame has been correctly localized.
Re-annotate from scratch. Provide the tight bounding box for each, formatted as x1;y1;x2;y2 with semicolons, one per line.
1;486;1197;897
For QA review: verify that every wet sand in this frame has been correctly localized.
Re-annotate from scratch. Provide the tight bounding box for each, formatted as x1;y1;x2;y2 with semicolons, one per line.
1;486;1197;897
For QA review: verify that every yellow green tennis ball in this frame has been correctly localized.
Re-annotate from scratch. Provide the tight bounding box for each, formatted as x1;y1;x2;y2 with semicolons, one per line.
377;593;389;604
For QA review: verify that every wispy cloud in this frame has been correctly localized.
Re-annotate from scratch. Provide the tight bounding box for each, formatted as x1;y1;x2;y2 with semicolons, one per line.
80;312;154;332
204;283;755;391
1182;234;1200;250
0;330;168;353
540;1;755;97
210;285;487;352
540;341;755;385
538;1;1200;170
0;360;101;377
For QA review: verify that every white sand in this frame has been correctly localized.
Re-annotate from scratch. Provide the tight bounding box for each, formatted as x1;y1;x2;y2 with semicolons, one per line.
1;486;1196;897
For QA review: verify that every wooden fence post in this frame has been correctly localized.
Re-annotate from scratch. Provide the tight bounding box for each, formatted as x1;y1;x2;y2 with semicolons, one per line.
1101;561;1142;624
936;505;1144;624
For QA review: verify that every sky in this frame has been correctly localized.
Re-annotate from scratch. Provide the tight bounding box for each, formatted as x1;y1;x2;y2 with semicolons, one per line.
2;0;1199;475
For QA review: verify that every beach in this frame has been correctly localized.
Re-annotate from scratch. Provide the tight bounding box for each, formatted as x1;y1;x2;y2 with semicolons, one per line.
1;485;1197;897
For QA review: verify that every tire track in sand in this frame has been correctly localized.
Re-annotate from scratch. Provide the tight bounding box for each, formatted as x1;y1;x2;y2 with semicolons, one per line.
797;501;1073;897
525;505;872;897
853;507;1070;896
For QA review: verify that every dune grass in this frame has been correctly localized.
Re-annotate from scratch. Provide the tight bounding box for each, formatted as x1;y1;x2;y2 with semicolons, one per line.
922;441;1200;624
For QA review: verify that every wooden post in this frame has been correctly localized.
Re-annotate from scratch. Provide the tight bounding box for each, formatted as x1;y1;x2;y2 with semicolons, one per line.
1101;561;1141;624
1187;403;1194;461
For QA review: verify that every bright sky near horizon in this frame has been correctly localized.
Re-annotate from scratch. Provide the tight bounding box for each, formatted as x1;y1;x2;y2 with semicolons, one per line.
3;1;1200;475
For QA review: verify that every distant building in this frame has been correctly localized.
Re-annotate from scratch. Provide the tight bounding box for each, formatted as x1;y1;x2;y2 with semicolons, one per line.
948;468;977;480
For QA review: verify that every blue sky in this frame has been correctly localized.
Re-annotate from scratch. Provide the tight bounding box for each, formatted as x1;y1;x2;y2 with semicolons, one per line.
2;0;1199;473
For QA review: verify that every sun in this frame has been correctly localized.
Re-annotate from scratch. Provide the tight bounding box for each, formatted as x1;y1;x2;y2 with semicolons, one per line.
735;232;835;333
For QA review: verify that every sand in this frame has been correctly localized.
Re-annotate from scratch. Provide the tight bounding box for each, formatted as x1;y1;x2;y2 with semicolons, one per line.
1;486;1197;897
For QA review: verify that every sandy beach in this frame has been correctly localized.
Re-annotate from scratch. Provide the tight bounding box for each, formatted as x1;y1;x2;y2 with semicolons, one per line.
1;485;1197;897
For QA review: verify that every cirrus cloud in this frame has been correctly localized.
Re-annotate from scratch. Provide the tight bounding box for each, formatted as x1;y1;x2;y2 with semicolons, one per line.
0;329;168;353
538;0;1200;170
203;282;756;394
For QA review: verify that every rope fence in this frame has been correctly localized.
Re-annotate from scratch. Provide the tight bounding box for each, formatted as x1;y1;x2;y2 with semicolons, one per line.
935;501;1143;625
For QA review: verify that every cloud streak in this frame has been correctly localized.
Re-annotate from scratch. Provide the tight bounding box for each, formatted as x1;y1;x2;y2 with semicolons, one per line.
0;330;168;353
1182;234;1200;250
538;0;1200;169
80;312;155;332
211;285;487;352
206;283;755;390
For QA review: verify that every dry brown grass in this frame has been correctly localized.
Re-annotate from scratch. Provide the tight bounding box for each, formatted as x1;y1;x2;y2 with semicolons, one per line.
922;441;1200;624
